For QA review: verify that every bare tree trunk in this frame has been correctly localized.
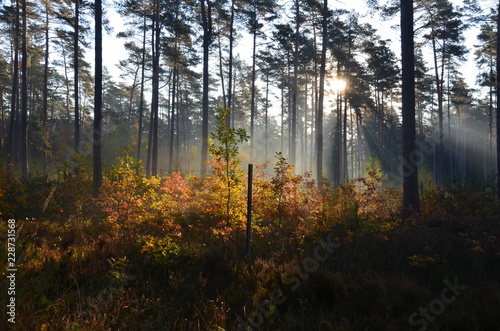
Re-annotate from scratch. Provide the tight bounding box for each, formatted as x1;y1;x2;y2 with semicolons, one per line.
290;0;300;167
217;27;226;110
265;74;269;161
21;0;28;179
401;0;420;215
136;15;147;162
151;0;161;176
43;5;50;173
250;27;257;158
7;0;19;174
316;0;327;184
93;0;103;198
200;0;212;176
74;0;81;157
168;65;177;172
227;0;234;127
496;0;500;204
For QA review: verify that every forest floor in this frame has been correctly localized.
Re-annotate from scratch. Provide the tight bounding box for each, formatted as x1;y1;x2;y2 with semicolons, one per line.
1;158;500;330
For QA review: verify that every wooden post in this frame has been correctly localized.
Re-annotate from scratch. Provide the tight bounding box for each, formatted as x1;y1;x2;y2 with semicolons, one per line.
246;164;253;259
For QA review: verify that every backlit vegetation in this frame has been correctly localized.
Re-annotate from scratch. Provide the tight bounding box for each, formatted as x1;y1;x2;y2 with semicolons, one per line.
1;144;499;330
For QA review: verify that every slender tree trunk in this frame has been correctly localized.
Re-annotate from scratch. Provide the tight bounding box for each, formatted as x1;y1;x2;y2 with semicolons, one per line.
146;17;154;176
227;0;234;127
136;16;147;162
343;95;348;182
93;0;103;198
290;0;300;167
281;76;285;152
0;89;4;151
431;27;445;186
127;68;138;146
496;0;500;203
265;74;269;161
401;0;420;215
168;65;177;172
151;0;160;176
216;15;226;110
43;5;50;173
7;0;20;174
62;50;72;144
489;62;494;178
200;0;212;176
250;27;257;158
21;0;28;179
316;0;327;184
74;0;80;156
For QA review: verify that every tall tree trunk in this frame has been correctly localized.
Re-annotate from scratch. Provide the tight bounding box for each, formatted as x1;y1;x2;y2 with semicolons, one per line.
430;25;445;186
200;0;212;176
489;61;494;179
93;0;103;198
291;0;300;166
343;94;348;183
496;0;500;204
0;89;4;151
316;0;327;184
217;27;226;110
7;0;20;174
250;27;257;158
146;17;154;176
227;0;234;127
151;0;160;176
43;5;50;173
74;0;81;156
401;0;420;216
136;16;147;162
265;73;269;161
21;0;28;179
168;65;177;172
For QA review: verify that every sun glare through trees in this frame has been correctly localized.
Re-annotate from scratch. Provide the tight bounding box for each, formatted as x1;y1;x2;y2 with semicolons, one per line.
1;0;500;329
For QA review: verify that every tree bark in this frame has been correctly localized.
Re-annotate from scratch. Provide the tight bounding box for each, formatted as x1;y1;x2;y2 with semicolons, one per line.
200;0;212;176
74;0;81;156
227;0;234;127
316;0;327;184
93;0;103;198
21;0;28;179
496;0;500;204
151;0;160;176
168;66;177;172
290;0;300;167
401;0;420;215
7;0;20;174
250;25;257;158
43;5;50;173
136;16;147;163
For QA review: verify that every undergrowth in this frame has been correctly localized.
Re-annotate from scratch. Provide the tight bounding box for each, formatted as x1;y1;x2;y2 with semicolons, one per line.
1;149;499;330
